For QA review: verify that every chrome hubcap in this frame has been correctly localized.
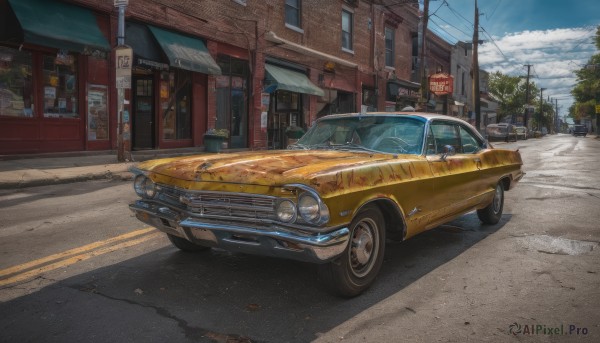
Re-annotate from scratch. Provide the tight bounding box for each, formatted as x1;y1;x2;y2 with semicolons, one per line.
350;218;378;277
493;185;502;213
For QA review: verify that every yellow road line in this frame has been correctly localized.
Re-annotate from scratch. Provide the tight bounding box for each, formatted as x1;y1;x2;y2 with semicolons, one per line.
0;231;162;287
0;227;156;278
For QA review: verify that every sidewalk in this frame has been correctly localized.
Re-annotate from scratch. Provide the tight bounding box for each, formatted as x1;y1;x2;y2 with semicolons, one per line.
0;148;204;189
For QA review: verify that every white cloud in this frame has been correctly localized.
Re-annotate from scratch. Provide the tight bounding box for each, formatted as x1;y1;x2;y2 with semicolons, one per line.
478;27;597;112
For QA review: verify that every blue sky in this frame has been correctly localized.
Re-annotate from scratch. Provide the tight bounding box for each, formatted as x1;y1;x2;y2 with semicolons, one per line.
426;0;600;115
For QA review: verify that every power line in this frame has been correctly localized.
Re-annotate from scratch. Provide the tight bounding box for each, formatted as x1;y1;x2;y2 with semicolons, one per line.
428;18;462;43
429;0;447;17
444;1;473;31
483;0;501;21
431;13;471;38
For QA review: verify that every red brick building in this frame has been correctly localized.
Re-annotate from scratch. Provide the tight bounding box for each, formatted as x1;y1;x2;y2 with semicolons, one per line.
0;0;451;155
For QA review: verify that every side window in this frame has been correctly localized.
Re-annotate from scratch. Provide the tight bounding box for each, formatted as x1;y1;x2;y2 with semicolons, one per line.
425;127;436;155
428;122;460;154
459;125;482;153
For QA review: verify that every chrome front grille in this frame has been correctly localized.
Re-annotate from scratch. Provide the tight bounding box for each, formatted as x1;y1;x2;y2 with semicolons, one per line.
158;185;276;220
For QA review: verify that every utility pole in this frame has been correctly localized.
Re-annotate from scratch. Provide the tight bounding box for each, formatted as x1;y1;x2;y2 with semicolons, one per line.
539;87;546;131
523;64;532;129
114;0;132;162
554;98;559;133
472;0;481;132
419;0;430;110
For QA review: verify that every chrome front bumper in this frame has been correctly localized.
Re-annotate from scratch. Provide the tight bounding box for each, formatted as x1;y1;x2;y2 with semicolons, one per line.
129;200;349;263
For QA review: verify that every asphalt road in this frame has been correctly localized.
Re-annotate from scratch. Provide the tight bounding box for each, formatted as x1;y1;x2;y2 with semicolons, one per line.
0;134;598;343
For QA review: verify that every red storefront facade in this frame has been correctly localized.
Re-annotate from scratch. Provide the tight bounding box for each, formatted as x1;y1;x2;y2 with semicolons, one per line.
0;0;114;154
1;0;436;156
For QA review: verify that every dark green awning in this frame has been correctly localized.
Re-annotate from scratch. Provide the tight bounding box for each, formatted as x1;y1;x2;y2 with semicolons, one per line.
7;0;110;53
264;64;324;96
148;25;221;75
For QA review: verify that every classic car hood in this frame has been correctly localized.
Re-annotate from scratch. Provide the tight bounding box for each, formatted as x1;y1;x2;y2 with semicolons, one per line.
136;150;420;189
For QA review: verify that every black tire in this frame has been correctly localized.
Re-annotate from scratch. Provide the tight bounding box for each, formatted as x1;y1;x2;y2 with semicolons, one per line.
167;233;211;252
318;205;386;297
477;182;504;225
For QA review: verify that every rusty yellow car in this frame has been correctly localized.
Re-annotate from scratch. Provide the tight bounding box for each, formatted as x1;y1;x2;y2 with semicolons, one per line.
129;113;524;297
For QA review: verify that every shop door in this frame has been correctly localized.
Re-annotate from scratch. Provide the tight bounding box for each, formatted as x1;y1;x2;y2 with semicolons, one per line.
133;77;154;150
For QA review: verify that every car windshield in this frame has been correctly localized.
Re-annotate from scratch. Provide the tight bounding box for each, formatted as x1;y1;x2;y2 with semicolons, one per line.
292;115;425;155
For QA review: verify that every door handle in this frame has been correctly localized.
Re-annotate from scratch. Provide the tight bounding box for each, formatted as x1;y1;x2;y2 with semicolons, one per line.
474;157;482;170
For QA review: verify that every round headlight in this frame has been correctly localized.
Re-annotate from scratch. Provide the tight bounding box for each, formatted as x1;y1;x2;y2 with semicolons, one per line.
133;175;156;198
144;178;157;198
133;175;147;197
298;194;320;223
276;200;296;222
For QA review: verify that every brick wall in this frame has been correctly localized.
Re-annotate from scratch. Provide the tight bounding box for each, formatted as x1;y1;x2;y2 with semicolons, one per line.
72;0;449;150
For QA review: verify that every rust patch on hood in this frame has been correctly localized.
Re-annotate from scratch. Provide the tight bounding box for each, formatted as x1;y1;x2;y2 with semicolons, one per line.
137;150;428;196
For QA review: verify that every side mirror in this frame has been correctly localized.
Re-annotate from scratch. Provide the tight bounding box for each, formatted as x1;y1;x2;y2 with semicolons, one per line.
440;145;456;161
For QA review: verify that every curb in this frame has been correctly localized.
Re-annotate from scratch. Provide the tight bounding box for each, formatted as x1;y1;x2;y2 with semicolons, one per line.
0;170;134;190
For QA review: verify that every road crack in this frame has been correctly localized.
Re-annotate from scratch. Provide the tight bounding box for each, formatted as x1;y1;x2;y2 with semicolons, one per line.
72;283;257;342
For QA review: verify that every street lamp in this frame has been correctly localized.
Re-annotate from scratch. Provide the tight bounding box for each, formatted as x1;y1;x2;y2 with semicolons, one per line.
539;88;546;132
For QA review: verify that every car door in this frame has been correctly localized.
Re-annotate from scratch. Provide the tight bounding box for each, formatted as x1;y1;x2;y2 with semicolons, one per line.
425;120;484;226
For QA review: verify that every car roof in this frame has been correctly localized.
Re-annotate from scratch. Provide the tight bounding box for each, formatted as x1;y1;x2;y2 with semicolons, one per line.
315;111;486;142
317;112;469;124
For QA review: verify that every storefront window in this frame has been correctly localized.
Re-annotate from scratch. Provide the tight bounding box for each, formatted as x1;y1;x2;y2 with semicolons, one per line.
160;70;191;140
216;56;249;149
87;85;108;140
0;47;34;117
276;91;299;111
362;86;377;112
42;53;78;118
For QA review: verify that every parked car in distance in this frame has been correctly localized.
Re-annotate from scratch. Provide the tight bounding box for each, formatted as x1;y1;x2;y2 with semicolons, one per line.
486;123;517;142
514;126;528;140
572;124;587;137
129;113;524;297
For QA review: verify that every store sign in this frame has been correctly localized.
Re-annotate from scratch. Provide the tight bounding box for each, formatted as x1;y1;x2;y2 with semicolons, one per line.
397;86;419;98
115;46;132;89
137;58;169;71
429;73;454;96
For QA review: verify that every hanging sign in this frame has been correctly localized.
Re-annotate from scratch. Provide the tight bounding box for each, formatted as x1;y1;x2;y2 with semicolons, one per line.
429;73;454;96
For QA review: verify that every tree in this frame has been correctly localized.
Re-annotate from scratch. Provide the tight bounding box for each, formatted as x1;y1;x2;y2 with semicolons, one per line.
487;71;538;123
570;26;600;130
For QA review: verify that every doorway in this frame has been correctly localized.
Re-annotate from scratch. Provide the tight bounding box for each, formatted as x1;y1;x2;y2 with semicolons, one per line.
132;77;154;150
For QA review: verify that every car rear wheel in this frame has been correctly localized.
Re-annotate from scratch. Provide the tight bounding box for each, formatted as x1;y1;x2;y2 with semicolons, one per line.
318;205;385;297
167;233;211;252
477;182;504;225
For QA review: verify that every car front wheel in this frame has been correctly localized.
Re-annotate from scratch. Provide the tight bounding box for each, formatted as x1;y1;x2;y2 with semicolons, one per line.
477;182;504;225
318;205;386;297
167;233;211;252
